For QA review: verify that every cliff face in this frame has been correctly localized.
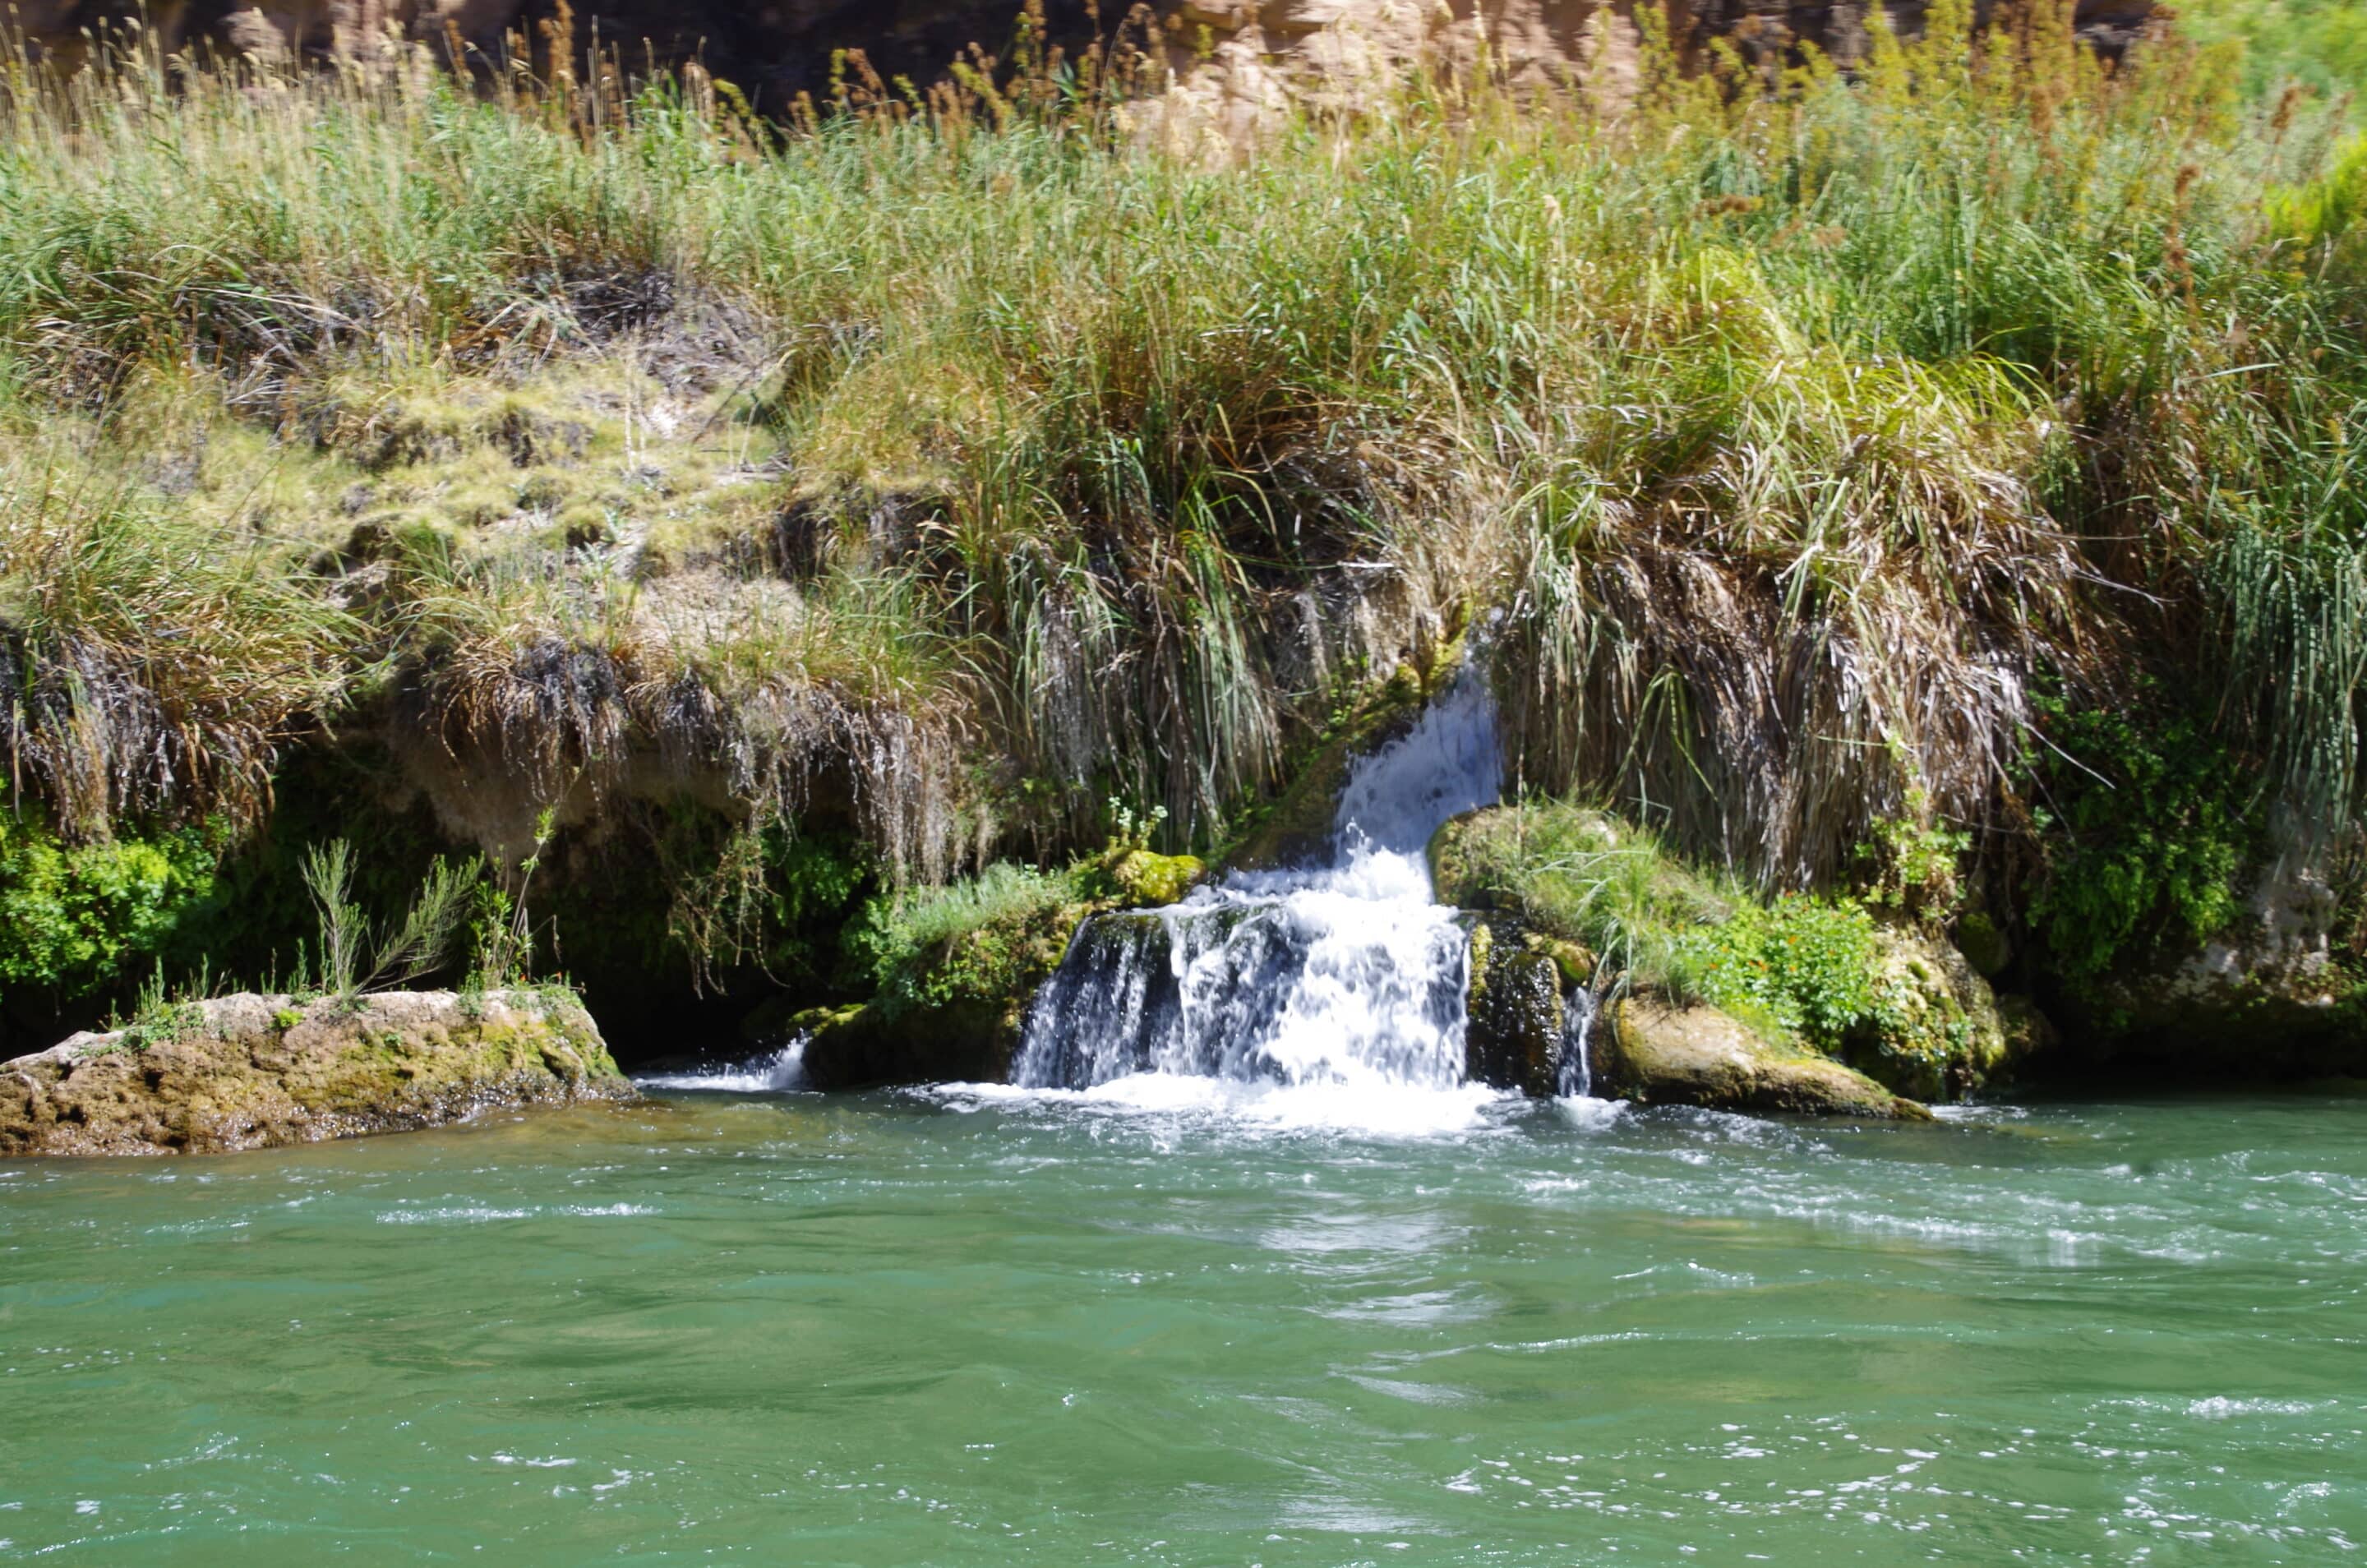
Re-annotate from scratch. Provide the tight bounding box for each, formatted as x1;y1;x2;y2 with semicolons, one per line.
24;0;2157;108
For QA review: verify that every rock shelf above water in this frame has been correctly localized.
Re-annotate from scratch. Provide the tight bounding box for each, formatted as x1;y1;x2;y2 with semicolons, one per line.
0;990;632;1157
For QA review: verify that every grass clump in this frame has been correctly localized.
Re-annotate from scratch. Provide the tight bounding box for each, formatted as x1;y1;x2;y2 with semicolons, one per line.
845;861;1089;1017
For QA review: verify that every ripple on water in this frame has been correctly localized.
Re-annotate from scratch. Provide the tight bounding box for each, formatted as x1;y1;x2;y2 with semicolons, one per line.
2;1091;2365;1565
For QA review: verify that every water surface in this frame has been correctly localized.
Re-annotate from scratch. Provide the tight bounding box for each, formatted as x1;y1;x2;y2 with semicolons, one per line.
2;1083;2363;1564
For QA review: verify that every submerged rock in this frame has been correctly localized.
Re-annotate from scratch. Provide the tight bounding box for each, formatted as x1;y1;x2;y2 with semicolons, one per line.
1600;1000;1931;1120
0;990;631;1156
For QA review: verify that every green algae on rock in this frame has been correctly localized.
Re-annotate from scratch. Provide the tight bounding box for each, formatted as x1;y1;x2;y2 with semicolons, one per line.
0;990;630;1156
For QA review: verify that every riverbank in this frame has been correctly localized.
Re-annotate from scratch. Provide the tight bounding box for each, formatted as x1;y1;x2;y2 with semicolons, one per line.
0;7;2361;1081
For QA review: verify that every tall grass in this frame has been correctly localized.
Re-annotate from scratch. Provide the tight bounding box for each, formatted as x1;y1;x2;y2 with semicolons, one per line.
0;5;2357;907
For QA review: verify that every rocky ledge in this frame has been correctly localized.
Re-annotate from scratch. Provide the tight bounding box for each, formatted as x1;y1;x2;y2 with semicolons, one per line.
0;990;632;1157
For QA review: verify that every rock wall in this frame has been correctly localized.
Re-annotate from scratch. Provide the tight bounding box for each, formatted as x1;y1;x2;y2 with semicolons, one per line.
23;0;2157;111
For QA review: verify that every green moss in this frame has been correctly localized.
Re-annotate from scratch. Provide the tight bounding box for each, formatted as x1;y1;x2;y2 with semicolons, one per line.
1081;846;1206;908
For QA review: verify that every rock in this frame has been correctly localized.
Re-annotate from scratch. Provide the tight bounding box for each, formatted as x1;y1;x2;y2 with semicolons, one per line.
1954;908;2011;977
1599;999;1930;1120
0;989;631;1156
1460;915;1594;1095
795;998;1023;1088
1844;926;2020;1100
1464;920;1564;1095
2064;858;2367;1076
800;892;1098;1090
1094;846;1207;907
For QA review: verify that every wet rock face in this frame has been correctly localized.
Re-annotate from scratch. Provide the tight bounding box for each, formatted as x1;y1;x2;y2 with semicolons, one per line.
1599;998;1930;1119
1460;916;1588;1096
0;989;631;1156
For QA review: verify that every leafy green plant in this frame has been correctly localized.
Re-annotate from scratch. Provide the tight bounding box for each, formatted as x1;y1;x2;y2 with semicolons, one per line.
2023;687;2257;990
1857;783;1972;924
0;814;220;998
1673;897;1889;1053
301;840;477;1003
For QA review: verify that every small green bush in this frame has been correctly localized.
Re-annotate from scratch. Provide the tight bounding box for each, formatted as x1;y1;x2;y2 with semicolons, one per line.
0;815;219;998
1673;896;1887;1053
2024;685;2256;991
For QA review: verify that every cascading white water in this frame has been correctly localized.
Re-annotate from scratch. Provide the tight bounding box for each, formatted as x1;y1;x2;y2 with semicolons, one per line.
1012;666;1503;1095
636;1035;809;1092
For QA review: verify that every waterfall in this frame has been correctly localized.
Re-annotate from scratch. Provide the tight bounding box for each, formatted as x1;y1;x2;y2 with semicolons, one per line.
1559;991;1594;1099
1012;666;1502;1094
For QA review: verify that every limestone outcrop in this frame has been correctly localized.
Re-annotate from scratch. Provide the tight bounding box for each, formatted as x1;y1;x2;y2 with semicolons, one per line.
0;989;630;1155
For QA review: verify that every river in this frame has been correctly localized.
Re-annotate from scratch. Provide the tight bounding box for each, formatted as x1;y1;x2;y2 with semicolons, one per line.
3;1082;2363;1563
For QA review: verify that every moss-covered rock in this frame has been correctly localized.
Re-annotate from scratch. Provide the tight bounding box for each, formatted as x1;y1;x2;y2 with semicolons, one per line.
0;989;630;1156
1435;800;2021;1100
1460;915;1596;1095
1600;999;1930;1119
1842;926;2020;1101
1089;846;1207;908
803;889;1098;1089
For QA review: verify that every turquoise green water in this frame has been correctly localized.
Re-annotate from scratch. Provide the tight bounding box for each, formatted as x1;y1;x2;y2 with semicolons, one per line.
3;1083;2365;1565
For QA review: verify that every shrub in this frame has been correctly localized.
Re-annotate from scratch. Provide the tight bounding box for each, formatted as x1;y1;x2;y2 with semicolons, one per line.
0;814;219;999
2024;686;2257;991
1673;896;1888;1053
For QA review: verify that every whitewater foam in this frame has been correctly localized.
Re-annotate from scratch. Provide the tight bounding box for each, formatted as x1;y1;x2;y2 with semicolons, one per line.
926;1073;1511;1138
1008;665;1504;1113
637;1037;808;1093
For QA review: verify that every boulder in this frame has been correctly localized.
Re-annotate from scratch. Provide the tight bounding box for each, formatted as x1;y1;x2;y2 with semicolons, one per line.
1599;999;1930;1120
0;989;630;1156
800;890;1098;1090
795;997;1027;1089
1461;915;1594;1096
1844;925;2021;1100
